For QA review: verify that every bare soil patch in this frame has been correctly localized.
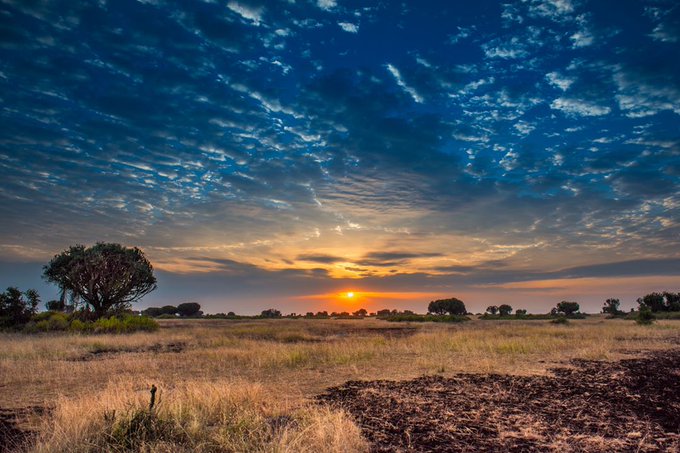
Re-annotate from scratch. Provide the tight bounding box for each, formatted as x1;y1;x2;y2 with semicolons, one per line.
319;350;680;452
0;406;46;452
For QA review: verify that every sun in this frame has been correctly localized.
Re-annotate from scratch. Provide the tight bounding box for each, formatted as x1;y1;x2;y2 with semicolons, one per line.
346;291;354;299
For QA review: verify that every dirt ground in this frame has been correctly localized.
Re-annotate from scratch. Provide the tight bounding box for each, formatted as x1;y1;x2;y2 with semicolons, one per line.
319;350;680;452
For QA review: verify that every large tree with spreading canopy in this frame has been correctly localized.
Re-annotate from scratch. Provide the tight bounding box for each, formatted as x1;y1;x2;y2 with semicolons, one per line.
43;243;157;318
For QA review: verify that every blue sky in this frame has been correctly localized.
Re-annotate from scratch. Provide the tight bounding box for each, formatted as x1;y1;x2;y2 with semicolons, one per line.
1;0;679;314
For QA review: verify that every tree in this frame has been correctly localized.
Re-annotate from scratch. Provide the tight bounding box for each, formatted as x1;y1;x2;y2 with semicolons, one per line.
177;303;202;317
376;309;393;316
602;298;621;315
261;308;282;318
664;292;680;311
161;305;178;315
0;287;39;327
428;298;466;315
43;243;157;318
515;309;527;316
486;305;499;315
637;293;665;312
556;301;580;316
353;308;368;317
498;304;513;316
142;307;164;317
45;299;65;312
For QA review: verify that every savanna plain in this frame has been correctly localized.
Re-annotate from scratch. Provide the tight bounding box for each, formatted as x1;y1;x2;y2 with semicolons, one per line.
1;317;679;452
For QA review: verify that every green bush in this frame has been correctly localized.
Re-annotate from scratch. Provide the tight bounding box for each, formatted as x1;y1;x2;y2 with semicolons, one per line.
92;315;158;333
384;314;469;323
69;319;91;332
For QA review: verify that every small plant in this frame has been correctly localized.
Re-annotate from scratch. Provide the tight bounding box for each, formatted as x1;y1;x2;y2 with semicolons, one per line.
636;306;655;325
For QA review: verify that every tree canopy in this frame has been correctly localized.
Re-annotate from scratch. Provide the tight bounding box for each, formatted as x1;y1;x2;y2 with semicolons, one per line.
43;243;157;318
0;287;39;328
498;304;513;316
556;301;580;316
428;298;466;315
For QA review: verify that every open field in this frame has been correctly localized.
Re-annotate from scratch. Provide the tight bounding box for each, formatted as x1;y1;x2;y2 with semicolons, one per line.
1;317;679;451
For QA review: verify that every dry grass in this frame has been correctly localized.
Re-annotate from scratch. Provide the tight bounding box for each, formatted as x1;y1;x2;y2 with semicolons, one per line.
1;316;678;451
31;379;367;453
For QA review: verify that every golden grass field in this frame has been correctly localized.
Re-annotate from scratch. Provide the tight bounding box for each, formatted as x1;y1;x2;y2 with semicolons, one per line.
1;316;679;452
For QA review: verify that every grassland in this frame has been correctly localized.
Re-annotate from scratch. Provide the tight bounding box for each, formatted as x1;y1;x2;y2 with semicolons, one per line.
1;316;678;451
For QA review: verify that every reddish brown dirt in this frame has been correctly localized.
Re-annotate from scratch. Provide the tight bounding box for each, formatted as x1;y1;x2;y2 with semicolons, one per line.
318;350;680;452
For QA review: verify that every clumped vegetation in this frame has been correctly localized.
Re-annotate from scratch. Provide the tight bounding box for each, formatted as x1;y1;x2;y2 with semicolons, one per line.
637;291;680;313
22;312;159;334
0;287;39;329
383;314;469;323
427;298;466;315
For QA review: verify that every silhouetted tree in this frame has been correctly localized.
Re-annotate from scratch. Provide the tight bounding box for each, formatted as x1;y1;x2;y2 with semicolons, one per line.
486;305;499;315
556;301;580;316
177;302;202;317
602;298;621;314
142;307;164;317
43;243;156;318
0;287;39;327
45;299;65;312
637;293;665;312
664;292;680;311
376;309;393;316
260;308;282;318
227;311;236;317
353;308;368;317
498;304;513;316
160;305;178;315
515;309;527;316
428;298;466;315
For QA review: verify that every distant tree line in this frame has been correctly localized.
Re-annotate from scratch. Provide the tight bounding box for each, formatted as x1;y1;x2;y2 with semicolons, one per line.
142;303;203;318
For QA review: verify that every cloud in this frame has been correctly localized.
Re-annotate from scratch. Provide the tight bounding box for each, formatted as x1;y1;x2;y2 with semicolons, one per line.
550;97;611;116
529;0;575;20
613;66;680;118
317;0;336;11
546;72;575;91
226;2;264;26
338;22;359;33
483;38;529;59
296;253;345;264
385;64;424;103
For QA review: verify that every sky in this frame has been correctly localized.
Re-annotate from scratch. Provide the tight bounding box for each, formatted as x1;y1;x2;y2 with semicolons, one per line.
1;0;679;314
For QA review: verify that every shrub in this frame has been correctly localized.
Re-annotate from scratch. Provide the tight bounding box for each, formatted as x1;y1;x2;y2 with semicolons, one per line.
636;306;655;325
69;319;90;332
384;314;469;323
91;315;159;333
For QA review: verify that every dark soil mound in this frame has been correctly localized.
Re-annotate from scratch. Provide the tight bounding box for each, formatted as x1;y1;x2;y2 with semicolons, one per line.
318;350;680;452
